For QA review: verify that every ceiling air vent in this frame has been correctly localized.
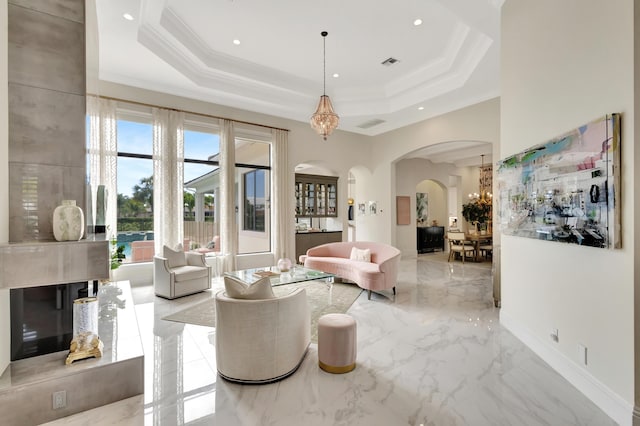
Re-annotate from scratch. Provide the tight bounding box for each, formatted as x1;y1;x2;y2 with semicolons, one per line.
381;57;399;66
357;119;386;129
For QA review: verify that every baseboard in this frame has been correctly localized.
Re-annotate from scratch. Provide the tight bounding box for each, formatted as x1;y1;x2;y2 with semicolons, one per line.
500;309;632;426
400;249;418;259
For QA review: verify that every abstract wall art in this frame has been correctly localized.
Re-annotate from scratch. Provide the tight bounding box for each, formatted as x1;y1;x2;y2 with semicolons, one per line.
496;114;621;249
416;192;428;225
396;196;411;225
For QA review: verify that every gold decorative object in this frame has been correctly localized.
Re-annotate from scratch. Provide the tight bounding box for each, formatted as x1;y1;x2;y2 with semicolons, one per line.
66;297;103;365
310;31;339;140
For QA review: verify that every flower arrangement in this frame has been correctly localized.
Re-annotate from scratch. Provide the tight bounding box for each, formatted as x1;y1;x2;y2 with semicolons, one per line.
462;200;491;225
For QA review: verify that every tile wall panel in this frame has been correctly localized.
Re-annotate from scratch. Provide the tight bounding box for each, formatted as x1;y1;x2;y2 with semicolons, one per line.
8;84;85;167
8;0;86;243
8;0;84;24
8;4;85;95
0;239;109;288
8;163;86;241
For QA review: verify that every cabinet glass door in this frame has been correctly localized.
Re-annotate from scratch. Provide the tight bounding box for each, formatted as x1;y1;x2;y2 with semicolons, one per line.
295;182;303;216
327;183;337;216
305;183;315;215
316;183;326;216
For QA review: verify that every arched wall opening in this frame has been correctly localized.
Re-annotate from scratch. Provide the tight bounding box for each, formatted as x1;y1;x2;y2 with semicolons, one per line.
392;140;494;258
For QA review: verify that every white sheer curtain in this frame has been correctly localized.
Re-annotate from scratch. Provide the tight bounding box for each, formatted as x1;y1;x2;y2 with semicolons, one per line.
86;95;118;239
271;129;290;261
219;119;237;271
152;108;185;254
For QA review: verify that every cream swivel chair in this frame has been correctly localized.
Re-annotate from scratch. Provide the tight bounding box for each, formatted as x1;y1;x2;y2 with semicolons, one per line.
447;232;475;263
153;245;211;299
215;276;310;384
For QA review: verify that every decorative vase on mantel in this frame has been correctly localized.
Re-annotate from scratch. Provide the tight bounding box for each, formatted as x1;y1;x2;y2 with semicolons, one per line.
53;200;85;241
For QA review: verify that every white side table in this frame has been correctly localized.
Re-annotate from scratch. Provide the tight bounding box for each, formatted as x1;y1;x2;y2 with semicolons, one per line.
204;253;226;277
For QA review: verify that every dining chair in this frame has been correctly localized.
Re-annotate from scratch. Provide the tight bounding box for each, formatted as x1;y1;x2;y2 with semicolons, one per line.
447;232;475;263
479;242;493;259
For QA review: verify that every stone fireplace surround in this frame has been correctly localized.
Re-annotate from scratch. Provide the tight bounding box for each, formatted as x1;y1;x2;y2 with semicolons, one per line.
0;242;144;424
0;240;144;425
0;281;144;425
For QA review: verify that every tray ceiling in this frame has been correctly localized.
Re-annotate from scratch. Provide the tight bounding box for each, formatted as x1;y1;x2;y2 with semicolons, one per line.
96;0;502;136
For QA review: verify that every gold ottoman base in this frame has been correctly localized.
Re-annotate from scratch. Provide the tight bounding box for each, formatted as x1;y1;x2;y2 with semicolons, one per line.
319;360;356;374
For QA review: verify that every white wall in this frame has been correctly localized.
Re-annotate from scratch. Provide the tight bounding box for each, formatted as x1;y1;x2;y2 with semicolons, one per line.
0;0;9;375
367;98;500;246
501;1;634;423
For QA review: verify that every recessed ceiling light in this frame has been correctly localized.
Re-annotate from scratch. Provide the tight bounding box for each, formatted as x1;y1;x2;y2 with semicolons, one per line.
233;39;241;45
418;106;424;110
332;73;339;78
413;18;423;26
123;13;134;21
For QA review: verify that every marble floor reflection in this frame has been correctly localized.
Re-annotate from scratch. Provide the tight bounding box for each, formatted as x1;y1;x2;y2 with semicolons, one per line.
43;256;616;425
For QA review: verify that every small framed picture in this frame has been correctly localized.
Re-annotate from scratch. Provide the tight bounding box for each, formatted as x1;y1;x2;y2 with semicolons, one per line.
358;202;366;216
369;201;377;215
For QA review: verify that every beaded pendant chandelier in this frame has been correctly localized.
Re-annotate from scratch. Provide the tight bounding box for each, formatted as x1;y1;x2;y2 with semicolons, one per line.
310;31;339;140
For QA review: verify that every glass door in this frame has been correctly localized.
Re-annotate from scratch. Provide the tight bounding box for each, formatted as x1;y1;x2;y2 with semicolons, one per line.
316;183;327;216
304;182;315;215
327;183;337;216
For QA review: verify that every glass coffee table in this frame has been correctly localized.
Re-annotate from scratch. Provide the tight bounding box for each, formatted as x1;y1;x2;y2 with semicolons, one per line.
224;266;335;287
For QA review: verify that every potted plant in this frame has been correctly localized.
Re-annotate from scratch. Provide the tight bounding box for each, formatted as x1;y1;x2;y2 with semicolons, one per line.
110;238;126;271
462;200;491;233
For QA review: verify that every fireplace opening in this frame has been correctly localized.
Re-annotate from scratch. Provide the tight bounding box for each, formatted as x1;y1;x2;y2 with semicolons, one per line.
10;281;97;361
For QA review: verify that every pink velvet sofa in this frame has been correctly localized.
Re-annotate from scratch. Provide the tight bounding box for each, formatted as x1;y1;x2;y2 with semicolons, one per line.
300;241;401;300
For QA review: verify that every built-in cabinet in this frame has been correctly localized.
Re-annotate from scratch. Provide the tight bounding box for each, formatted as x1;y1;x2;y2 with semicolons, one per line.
295;174;338;217
295;231;342;263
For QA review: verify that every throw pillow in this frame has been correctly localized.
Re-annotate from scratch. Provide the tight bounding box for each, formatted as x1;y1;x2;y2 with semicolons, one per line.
163;245;186;268
224;275;275;300
350;247;371;262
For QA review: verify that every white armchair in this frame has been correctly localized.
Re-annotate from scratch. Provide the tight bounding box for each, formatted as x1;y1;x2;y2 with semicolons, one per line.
215;286;310;384
153;245;211;299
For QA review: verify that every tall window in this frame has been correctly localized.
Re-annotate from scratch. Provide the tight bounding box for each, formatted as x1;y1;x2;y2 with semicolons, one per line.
183;125;220;250
115;118;154;264
89;101;276;264
243;169;265;232
235;138;270;254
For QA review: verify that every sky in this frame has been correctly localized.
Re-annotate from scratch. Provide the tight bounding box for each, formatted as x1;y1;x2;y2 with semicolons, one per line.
116;120;220;197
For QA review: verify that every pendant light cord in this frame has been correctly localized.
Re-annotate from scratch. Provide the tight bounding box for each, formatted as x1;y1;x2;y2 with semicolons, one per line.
321;31;328;96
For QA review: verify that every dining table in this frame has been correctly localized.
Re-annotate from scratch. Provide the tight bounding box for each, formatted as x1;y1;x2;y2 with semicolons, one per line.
464;233;493;262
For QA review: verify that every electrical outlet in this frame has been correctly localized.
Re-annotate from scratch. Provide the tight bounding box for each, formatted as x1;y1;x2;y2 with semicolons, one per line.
550;328;559;342
52;390;66;409
578;344;588;365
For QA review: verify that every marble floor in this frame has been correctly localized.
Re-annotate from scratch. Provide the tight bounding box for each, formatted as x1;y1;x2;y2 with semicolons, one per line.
44;255;616;426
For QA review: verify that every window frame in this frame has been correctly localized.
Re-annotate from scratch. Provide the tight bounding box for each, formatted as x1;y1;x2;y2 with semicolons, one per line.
243;169;266;232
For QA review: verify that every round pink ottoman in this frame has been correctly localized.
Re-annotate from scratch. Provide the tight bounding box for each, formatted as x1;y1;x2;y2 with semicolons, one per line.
318;313;357;373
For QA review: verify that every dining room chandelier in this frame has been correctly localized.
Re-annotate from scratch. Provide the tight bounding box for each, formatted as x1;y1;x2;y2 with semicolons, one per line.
310;31;339;140
468;154;493;204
